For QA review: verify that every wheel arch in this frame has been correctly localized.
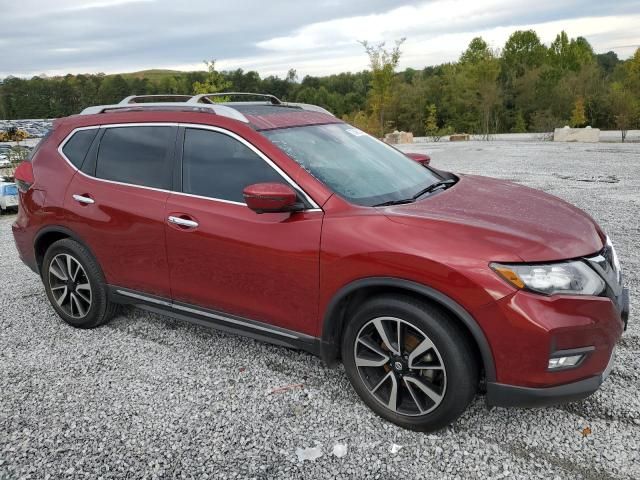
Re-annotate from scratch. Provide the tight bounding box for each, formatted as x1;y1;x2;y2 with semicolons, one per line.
33;225;96;275
320;277;496;382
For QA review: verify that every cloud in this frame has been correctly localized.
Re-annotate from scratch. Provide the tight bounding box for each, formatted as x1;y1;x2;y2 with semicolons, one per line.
63;0;155;11
0;0;638;78
252;0;640;76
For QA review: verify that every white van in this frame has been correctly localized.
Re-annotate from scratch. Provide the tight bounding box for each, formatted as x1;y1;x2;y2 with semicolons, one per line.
0;182;18;212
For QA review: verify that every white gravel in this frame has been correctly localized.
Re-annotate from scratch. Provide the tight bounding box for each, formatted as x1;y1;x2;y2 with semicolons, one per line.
1;140;639;479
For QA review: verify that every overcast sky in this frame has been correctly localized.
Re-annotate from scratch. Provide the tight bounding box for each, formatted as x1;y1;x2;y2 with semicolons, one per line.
2;0;639;79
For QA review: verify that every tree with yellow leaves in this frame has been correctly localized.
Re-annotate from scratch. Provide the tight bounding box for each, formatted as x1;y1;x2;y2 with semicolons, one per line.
570;97;587;127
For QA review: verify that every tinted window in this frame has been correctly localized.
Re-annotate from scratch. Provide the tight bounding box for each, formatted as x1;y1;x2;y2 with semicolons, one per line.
62;129;98;168
182;128;283;203
96;126;174;189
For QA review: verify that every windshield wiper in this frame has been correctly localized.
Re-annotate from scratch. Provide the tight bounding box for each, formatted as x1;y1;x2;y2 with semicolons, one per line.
372;179;457;207
411;179;456;200
372;198;416;207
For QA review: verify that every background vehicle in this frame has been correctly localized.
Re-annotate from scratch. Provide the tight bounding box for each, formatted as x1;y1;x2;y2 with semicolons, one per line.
0;182;18;212
404;152;431;166
11;93;628;431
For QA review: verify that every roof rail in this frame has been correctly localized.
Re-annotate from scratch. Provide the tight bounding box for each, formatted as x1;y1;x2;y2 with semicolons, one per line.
79;92;334;120
189;92;282;105
119;95;193;104
80;102;249;123
285;102;334;116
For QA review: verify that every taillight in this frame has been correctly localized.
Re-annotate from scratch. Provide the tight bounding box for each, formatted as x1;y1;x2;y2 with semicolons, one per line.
14;161;34;193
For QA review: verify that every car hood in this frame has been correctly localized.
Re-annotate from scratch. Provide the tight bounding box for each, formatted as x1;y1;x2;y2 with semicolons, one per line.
384;175;604;262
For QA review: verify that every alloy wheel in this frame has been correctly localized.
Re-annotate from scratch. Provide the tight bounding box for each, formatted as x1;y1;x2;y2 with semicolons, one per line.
48;253;92;318
353;316;447;416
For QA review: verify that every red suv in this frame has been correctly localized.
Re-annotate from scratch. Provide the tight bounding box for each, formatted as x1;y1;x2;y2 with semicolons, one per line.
12;93;629;431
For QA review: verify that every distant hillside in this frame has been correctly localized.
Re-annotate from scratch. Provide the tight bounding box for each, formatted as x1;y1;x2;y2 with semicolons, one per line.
117;69;203;81
2;30;638;137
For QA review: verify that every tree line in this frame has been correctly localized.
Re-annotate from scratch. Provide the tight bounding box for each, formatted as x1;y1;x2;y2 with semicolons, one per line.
1;30;638;139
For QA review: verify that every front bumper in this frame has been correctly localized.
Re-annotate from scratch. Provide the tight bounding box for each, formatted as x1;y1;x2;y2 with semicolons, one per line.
486;346;616;407
482;287;628;408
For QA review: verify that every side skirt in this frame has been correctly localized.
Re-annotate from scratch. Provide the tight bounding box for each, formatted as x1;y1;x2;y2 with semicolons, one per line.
108;286;322;356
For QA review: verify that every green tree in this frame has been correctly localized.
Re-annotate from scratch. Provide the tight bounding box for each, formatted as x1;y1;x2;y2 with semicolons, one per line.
549;31;594;72
596;51;620;76
609;83;638;142
452;37;502;138
192;60;231;96
512;110;527;132
502;30;546;84
97;74;129;104
359;38;405;136
460;37;492;65
424;104;450;141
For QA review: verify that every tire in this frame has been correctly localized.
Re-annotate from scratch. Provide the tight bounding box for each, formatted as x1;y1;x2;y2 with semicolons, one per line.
342;294;479;431
42;238;118;328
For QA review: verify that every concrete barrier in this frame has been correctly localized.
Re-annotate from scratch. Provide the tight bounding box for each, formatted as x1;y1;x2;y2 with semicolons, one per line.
450;134;470;141
553;126;600;143
384;130;414;144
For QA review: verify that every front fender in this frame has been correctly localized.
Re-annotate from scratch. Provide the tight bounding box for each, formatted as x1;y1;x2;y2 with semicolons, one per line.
318;276;496;382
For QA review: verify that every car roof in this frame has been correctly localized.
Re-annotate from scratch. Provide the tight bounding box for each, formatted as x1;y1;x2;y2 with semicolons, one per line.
74;94;343;131
227;104;341;130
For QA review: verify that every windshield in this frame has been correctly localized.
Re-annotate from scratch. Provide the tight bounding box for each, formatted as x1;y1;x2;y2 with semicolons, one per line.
263;123;443;206
3;184;18;196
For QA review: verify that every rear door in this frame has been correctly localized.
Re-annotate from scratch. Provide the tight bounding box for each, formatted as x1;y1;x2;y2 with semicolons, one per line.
163;126;323;335
64;124;177;297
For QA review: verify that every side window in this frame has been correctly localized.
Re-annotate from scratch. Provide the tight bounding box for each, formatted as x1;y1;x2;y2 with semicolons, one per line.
96;126;174;189
182;128;283;203
62;129;98;168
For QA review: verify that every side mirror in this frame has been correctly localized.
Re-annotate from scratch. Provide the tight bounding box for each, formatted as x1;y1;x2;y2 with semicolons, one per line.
243;183;301;214
405;152;431;166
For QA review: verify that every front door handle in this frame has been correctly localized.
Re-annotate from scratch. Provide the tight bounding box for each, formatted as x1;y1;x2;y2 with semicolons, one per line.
73;194;94;204
167;216;199;228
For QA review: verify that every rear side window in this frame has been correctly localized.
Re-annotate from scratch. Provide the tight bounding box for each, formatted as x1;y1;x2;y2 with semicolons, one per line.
182;128;282;203
62;129;98;168
96;126;174;189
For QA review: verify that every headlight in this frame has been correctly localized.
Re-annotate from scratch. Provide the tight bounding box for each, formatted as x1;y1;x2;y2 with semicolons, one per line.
490;261;605;296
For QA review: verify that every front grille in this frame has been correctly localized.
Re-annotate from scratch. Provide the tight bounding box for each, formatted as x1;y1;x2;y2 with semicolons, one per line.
602;243;622;284
584;245;625;318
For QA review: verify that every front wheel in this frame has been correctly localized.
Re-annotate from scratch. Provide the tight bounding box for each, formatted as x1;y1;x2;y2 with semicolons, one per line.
342;295;479;431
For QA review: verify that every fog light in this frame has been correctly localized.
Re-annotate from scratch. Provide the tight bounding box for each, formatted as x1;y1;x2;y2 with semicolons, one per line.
548;355;584;369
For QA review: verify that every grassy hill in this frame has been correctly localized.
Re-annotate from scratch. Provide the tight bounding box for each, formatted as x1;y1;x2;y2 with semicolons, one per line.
117;69;203;81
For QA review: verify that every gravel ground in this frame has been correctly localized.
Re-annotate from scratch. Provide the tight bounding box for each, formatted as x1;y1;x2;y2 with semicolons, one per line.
1;140;638;479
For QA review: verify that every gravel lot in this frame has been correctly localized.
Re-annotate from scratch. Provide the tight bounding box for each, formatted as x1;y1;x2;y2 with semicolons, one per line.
1;140;638;479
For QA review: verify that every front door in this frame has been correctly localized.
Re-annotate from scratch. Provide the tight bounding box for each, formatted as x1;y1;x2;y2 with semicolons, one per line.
164;126;322;336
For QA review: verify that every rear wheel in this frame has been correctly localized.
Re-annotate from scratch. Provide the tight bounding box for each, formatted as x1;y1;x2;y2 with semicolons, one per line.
42;238;117;328
342;295;478;431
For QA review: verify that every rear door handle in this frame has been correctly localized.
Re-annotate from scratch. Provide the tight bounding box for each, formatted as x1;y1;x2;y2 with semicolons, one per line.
167;216;199;228
73;194;94;204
